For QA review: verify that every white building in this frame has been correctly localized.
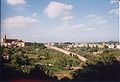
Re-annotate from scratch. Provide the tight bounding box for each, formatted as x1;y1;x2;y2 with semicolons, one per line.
108;44;115;49
116;45;120;49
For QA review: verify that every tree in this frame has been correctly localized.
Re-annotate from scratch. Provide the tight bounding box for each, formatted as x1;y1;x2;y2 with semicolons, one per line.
72;54;120;81
29;64;58;80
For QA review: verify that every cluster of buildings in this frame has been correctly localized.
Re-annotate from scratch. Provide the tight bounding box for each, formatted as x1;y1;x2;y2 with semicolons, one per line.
48;42;120;50
1;35;33;47
74;43;120;49
69;43;120;49
1;35;120;50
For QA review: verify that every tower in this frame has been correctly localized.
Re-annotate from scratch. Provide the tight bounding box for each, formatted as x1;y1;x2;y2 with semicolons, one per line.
4;35;6;39
3;35;7;43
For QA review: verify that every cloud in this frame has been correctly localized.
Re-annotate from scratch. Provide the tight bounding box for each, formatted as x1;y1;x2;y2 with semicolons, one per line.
62;15;74;21
110;0;118;4
108;8;119;15
85;15;107;25
56;24;85;32
84;14;108;31
2;16;38;28
85;15;96;18
34;23;85;35
109;0;119;16
87;28;95;31
32;13;38;17
69;24;85;29
44;1;73;20
7;0;27;6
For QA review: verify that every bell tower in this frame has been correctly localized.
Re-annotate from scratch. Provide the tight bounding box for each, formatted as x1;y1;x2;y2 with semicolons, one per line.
4;35;6;39
3;35;7;43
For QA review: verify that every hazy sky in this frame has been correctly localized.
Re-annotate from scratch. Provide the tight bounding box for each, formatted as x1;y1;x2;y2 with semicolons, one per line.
1;0;119;42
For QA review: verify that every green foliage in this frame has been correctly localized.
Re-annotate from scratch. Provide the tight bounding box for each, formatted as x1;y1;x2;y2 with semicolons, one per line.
32;42;47;49
1;44;81;80
57;57;80;67
54;44;65;48
72;50;120;81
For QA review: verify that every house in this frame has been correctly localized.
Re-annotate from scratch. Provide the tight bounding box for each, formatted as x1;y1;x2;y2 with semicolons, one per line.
116;45;120;49
108;44;115;49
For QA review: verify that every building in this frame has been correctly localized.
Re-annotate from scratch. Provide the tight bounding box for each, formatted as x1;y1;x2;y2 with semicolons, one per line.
108;44;115;49
116;45;120;49
1;35;25;47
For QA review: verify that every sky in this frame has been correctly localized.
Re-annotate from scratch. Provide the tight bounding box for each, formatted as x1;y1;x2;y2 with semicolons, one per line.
1;0;119;42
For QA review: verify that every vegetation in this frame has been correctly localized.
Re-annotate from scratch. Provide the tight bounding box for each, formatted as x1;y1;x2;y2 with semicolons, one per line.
72;49;120;81
1;43;81;81
1;43;120;81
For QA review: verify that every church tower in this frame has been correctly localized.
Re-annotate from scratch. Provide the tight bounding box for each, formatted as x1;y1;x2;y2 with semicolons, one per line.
3;35;7;43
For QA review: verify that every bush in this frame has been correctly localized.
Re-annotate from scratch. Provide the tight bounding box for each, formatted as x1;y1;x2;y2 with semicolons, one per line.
72;53;120;81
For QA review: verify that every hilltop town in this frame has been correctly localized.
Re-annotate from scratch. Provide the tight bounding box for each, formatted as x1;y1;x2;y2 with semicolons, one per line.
1;35;120;81
1;35;120;61
1;35;120;49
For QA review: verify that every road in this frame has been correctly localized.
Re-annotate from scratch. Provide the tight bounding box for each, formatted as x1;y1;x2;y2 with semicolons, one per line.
45;45;87;62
